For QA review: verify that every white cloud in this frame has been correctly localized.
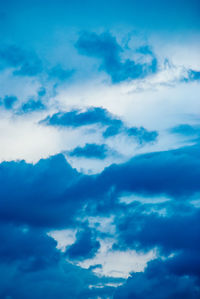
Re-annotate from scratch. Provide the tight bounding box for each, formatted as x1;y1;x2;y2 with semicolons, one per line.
77;238;157;278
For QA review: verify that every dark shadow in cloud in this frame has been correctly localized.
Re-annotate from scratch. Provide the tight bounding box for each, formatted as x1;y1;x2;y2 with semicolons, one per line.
0;144;200;297
66;227;100;260
42;106;122;128
48;65;74;81
113;200;200;298
136;45;155;56
69;143;108;159
103;124;122;138
0;151;119;298
115;208;200;255
21;99;45;113
62;144;200;205
0;154;82;228
126;127;158;144
170;124;200;137
2;95;18;109
0;45;74;81
20;87;46;113
37;86;46;97
0;225;116;299
0;45;43;76
42;106;158;145
96;144;200;198
114;258;200;299
103;123;158;144
75;32;158;83
183;69;200;82
0;223;60;272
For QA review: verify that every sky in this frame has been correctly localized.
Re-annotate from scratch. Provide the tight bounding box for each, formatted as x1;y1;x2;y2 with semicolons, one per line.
0;0;200;298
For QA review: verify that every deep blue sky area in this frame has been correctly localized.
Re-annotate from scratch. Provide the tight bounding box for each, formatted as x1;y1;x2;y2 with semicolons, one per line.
0;1;200;298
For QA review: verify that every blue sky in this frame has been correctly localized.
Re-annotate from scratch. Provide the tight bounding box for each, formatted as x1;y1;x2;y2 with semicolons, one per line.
0;0;200;298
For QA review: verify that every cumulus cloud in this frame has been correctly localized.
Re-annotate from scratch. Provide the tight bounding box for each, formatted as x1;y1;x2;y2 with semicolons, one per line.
0;140;200;297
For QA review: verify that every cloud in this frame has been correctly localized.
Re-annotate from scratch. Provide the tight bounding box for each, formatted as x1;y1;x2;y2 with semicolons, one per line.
95;144;200;198
126;127;158;144
69;143;108;159
48;65;74;81
0;3;200;298
21;99;45;113
0;144;200;296
61;144;200;207
1;95;18;109
0;223;60;272
0;46;74;82
42;106;158;146
113;196;200;297
0;154;82;228
20;86;46;113
115;207;200;255
37;87;46;97
76;32;158;83
66;227;100;260
170;124;200;137
0;45;43;76
183;69;200;82
0;236;116;298
114;258;200;299
42;106;121;128
2;144;199;234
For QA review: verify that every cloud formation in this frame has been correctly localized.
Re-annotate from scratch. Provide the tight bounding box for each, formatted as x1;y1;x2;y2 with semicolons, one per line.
0;2;200;297
76;32;158;83
69;143;109;159
42;106;158;145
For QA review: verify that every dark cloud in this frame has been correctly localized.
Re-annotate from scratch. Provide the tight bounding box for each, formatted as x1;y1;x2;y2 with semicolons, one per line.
66;227;100;260
0;154;82;228
183;69;200;82
0;46;74;81
103;122;158;144
42;106;122;128
103;124;121;138
114;258;200;299
76;32;158;83
0;223;60;272
0;45;43;76
95;144;200;198
37;87;46;97
1;144;198;232
69;143;108;159
127;126;158;144
0;248;116;299
170;124;200;138
48;65;74;81
19;87;46;113
21;99;45;113
59;145;200;209
42;106;158;145
113;196;200;297
0;144;200;297
115;208;200;255
2;95;18;109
